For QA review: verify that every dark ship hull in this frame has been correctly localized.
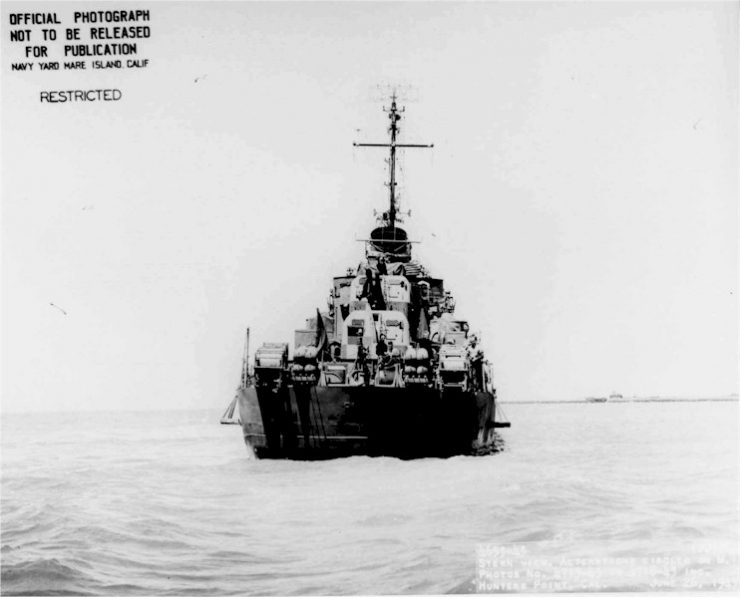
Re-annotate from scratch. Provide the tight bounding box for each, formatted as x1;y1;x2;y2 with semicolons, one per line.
238;384;501;459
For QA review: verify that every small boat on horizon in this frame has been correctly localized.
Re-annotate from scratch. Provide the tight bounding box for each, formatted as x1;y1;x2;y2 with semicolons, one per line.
585;396;608;403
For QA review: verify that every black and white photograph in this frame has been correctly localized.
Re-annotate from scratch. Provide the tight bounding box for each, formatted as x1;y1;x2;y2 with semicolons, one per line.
1;1;739;595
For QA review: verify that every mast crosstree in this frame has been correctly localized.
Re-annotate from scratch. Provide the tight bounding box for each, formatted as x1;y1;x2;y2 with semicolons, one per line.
353;94;434;229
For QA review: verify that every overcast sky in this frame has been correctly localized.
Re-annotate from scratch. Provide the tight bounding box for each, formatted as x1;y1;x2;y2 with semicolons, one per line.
2;1;738;412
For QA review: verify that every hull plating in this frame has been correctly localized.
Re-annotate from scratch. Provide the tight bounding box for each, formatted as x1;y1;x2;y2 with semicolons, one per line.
236;384;498;460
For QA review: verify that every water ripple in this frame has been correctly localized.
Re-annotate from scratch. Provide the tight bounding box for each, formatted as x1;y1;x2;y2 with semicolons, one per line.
1;403;738;595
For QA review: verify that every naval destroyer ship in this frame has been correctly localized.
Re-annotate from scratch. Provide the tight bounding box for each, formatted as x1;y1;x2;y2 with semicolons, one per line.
223;96;509;459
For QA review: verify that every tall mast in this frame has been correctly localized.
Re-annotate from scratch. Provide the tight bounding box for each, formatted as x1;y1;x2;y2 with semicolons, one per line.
354;93;434;229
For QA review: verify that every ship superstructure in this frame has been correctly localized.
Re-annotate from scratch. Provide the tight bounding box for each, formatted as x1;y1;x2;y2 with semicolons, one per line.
230;96;508;459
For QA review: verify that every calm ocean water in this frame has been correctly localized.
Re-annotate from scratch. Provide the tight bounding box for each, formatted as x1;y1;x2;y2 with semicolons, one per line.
1;401;738;595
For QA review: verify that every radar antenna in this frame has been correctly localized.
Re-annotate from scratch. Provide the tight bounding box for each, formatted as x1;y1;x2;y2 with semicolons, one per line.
353;94;433;228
